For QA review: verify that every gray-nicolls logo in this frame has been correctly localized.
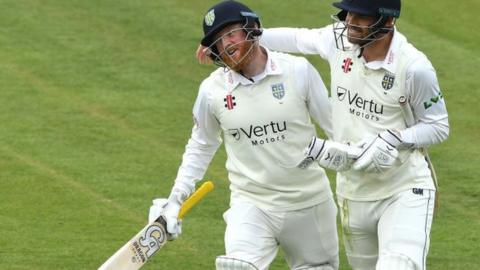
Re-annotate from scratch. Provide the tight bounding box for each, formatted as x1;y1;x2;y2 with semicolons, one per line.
412;188;424;195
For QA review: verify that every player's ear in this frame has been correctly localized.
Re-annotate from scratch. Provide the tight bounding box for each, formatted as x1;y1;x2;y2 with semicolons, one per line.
385;17;395;27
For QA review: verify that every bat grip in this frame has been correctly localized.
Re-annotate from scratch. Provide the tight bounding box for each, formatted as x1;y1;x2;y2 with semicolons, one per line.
178;181;214;219
398;96;415;127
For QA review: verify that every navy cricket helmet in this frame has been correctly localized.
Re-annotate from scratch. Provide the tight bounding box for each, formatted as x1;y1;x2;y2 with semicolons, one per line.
332;0;401;19
201;0;261;48
331;0;401;50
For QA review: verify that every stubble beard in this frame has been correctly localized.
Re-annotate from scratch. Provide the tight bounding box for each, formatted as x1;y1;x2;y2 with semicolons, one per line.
347;26;369;46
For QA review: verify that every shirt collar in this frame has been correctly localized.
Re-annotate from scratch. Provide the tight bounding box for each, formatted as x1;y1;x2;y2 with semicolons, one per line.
364;28;406;73
224;46;282;91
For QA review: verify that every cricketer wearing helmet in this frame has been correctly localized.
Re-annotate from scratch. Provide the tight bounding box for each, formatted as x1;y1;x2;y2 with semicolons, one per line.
253;0;450;270
148;1;363;269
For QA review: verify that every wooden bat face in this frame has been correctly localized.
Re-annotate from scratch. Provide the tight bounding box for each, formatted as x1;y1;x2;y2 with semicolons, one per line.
131;218;168;264
98;218;168;270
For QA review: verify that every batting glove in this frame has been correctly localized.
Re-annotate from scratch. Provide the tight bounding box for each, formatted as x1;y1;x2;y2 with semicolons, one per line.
161;187;189;240
297;137;362;172
352;130;402;173
148;198;168;224
148;197;182;240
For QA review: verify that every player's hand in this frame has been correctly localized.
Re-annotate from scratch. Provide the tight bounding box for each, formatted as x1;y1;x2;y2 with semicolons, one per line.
352;130;402;173
148;197;182;239
148;197;182;240
196;44;213;65
148;198;168;223
162;188;187;240
297;137;362;171
162;200;182;240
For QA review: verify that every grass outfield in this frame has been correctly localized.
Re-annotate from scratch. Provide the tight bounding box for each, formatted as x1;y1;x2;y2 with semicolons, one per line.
0;0;478;269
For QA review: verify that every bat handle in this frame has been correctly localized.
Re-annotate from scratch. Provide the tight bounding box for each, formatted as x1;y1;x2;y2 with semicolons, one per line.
398;95;415;127
178;181;214;219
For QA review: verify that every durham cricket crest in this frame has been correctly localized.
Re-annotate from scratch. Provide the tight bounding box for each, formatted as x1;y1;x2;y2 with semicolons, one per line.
271;83;285;100
381;72;395;90
205;9;215;26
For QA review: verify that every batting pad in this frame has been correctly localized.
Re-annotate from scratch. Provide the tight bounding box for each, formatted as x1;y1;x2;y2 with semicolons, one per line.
376;253;415;270
215;256;259;270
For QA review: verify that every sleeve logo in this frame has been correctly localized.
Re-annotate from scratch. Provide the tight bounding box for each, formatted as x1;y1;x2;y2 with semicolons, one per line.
423;91;444;110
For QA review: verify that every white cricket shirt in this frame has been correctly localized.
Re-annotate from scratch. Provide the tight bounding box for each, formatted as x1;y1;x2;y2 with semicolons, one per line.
261;25;449;201
174;48;334;211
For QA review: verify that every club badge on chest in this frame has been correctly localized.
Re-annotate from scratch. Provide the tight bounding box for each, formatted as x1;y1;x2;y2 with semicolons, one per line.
271;82;285;103
382;72;395;91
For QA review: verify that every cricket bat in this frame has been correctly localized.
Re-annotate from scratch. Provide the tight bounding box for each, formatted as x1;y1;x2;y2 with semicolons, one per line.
98;181;214;270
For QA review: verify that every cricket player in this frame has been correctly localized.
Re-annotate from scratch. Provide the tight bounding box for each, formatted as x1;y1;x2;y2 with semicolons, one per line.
248;0;450;269
148;1;362;269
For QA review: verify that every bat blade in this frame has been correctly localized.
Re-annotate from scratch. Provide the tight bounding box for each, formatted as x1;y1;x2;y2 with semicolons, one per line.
99;218;168;270
98;181;214;270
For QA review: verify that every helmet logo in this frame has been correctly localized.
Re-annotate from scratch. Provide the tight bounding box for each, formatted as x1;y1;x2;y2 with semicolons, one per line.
379;8;400;18
205;9;215;26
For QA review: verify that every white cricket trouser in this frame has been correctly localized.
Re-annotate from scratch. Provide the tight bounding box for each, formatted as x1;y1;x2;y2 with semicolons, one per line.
338;188;435;270
222;198;339;270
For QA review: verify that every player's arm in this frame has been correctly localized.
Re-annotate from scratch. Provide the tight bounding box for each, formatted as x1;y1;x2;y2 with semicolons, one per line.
196;25;336;64
399;58;449;147
171;81;222;199
260;25;336;61
302;59;333;139
150;81;222;239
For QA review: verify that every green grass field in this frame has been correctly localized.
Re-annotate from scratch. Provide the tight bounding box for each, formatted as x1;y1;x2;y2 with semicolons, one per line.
0;0;478;269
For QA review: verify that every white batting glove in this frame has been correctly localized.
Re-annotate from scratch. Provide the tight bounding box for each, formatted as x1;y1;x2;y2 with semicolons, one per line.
149;197;183;241
297;137;362;172
162;186;190;240
352;130;402;173
148;198;168;224
162;202;182;241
